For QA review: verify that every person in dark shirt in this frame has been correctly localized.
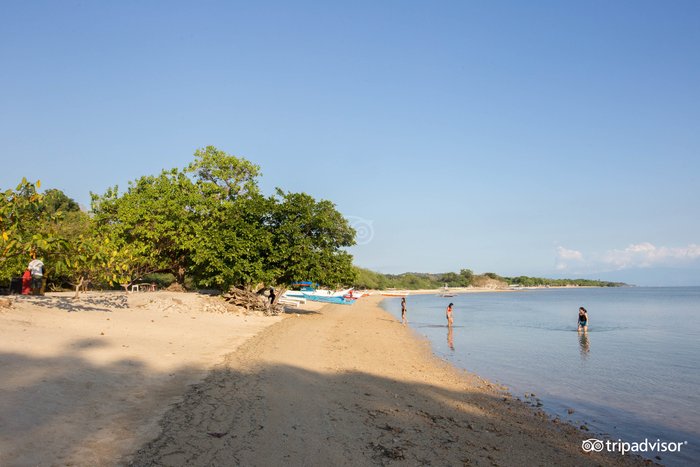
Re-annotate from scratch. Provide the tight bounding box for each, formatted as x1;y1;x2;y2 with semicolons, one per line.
577;307;588;333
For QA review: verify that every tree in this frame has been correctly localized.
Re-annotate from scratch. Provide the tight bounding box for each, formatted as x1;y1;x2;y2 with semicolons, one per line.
42;188;81;215
188;194;274;289
187;145;261;201
459;268;474;286
266;190;356;287
91;169;199;285
42;205;91;289
90;147;358;291
438;271;461;286
0;179;62;283
53;234;131;297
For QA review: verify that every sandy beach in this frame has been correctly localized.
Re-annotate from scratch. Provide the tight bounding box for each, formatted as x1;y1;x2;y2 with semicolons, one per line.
1;292;644;466
0;292;292;466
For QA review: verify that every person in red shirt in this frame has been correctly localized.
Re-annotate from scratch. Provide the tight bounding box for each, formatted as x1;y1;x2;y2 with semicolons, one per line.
21;269;32;295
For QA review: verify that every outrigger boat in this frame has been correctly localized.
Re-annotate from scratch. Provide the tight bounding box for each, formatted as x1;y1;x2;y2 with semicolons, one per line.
283;281;357;305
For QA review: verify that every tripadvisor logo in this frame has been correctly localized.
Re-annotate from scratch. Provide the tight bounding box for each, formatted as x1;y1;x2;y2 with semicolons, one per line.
582;438;688;456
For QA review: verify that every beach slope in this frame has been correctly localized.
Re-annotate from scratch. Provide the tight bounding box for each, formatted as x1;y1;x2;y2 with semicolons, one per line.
128;296;642;466
0;292;283;466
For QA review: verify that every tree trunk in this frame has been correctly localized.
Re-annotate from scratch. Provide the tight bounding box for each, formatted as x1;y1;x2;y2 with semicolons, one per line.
175;266;186;287
270;288;287;309
73;276;84;299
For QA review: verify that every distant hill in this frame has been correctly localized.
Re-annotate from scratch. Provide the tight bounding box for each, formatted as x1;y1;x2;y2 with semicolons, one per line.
352;267;627;290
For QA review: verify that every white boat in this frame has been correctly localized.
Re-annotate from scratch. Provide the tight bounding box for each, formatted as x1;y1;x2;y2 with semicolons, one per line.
284;288;353;298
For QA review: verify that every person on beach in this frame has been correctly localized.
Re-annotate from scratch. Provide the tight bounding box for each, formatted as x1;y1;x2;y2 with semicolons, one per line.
28;256;44;295
401;297;407;324
446;302;454;327
577;307;588;333
21;269;32;295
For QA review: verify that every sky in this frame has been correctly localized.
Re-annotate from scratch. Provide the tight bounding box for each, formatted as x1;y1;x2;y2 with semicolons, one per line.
1;1;699;286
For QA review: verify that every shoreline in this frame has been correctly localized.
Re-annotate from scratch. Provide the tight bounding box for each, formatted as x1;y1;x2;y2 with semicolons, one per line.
128;295;644;466
0;291;646;465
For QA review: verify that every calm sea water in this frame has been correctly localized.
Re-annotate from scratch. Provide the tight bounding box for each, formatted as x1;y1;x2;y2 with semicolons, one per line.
381;287;700;466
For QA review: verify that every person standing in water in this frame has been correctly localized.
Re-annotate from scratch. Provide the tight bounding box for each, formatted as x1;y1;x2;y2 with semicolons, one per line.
577;306;588;333
446;302;454;327
401;297;407;324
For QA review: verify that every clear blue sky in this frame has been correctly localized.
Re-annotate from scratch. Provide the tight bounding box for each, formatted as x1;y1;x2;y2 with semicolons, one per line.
2;1;699;285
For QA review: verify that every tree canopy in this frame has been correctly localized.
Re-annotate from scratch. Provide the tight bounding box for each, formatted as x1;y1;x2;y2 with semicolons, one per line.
0;146;356;293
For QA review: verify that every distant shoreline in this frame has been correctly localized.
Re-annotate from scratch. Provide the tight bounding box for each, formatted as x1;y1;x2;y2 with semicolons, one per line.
373;284;610;296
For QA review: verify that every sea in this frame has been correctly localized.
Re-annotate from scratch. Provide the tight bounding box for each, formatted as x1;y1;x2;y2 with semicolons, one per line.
381;287;700;466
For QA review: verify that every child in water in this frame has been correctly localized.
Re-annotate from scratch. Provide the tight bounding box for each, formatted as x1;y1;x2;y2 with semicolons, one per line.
401;297;407;324
578;307;588;333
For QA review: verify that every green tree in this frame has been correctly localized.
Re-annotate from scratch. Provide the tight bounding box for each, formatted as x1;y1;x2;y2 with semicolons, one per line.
459;268;474;286
42;188;81;215
53;233;132;297
90;147;358;292
91;169;199;285
266;190;356;287
183;146;271;289
0;179;63;283
187;145;261;201
188;194;274;289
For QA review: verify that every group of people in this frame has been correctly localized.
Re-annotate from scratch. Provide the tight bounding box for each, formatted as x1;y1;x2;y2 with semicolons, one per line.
401;297;455;327
21;257;44;295
400;298;591;332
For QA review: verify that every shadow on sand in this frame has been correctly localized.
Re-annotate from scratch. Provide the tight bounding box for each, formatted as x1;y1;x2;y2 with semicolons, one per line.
13;293;129;313
0;339;660;466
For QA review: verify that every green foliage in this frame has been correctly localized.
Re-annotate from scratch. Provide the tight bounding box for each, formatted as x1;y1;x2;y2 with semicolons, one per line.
52;233;131;296
187;145;261;200
188;194;274;289
90;147;358;291
91;169;199;284
459;269;474;285
266;190;357;287
0;168;630;295
42;188;81;214
0;179;63;283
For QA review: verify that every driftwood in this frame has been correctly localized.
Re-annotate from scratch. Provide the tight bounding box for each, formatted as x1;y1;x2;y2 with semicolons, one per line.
222;287;286;315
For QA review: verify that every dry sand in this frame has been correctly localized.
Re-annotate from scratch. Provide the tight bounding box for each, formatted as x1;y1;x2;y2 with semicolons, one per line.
0;291;293;466
0;292;647;466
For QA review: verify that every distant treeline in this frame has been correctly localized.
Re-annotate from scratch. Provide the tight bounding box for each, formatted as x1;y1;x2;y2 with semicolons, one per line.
352;267;627;290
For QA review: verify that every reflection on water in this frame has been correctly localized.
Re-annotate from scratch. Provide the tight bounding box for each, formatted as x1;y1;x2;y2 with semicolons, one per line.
578;331;590;358
447;326;454;351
